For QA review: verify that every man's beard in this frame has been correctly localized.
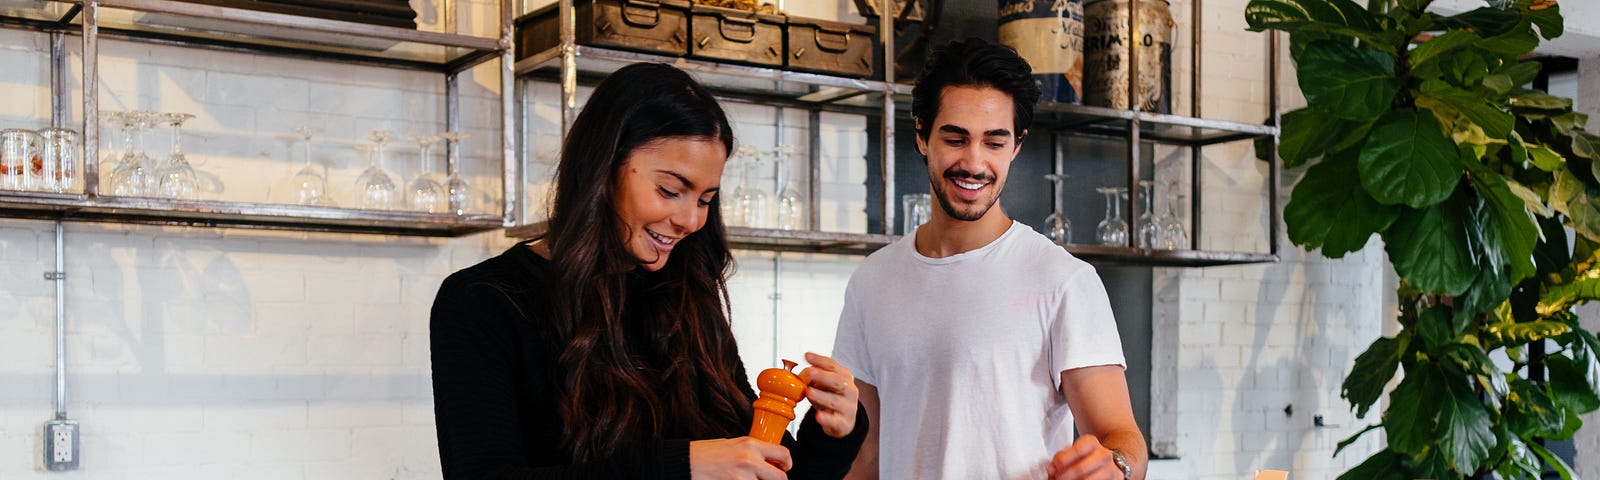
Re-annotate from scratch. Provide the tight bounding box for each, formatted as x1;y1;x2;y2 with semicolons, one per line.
930;167;1000;222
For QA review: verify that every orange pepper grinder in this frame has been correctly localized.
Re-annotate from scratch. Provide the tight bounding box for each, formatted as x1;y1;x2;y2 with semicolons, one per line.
749;359;807;443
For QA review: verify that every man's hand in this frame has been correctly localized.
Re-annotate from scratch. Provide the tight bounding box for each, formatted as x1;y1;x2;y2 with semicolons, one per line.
798;352;859;438
1046;434;1123;480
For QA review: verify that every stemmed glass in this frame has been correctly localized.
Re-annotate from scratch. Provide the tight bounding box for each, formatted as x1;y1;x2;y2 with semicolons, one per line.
440;131;474;215
1043;173;1071;245
1095;186;1129;246
773;145;806;231
740;146;770;228
155;113;198;200
106;110;155;197
288;127;336;207
407;135;445;213
354;130;397;210
722;145;753;227
1136;180;1159;249
1157;179;1190;250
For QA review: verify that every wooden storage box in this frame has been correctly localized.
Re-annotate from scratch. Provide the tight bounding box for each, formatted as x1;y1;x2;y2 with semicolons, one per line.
687;5;785;68
785;17;876;78
516;0;691;61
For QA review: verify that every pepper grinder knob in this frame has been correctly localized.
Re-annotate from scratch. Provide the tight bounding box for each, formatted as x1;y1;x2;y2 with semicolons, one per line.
749;359;807;444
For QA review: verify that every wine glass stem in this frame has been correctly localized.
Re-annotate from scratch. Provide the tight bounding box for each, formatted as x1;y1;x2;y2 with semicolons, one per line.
170;123;182;157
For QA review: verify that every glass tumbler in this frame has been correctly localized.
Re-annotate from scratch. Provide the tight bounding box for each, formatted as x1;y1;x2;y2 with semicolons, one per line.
901;193;931;235
36;128;80;193
2;129;42;191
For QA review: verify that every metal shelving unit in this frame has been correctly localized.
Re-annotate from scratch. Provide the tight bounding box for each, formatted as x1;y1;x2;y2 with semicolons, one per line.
508;0;1280;267
0;0;518;236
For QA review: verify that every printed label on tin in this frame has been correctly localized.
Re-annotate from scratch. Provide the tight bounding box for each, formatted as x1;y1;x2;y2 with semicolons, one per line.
1083;0;1174;112
999;0;1085;104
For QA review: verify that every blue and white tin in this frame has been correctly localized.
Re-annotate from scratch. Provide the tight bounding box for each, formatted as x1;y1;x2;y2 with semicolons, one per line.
998;0;1085;105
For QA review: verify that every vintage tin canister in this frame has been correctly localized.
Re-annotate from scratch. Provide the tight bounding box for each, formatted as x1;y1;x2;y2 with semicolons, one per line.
998;0;1085;105
1083;0;1174;112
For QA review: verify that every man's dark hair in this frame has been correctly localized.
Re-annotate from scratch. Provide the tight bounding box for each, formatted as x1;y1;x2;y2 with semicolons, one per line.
910;37;1040;141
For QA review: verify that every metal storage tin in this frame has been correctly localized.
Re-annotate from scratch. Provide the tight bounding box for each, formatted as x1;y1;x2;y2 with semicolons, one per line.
785;17;877;79
688;4;786;68
1083;0;1174;112
998;0;1085;104
516;0;692;61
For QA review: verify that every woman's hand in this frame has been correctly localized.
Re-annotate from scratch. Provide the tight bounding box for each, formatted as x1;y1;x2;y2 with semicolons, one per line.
798;352;859;439
689;437;791;480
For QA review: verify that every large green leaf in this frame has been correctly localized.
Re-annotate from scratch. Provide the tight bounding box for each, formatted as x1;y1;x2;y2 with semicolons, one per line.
1475;20;1541;59
1494;434;1543;480
1549;169;1600;242
1509;91;1574;111
1455;265;1512;330
1440;49;1492;89
1546;351;1600;413
1383;189;1477;295
1571;131;1598;160
1342;336;1401;419
1286;151;1400;257
1437;373;1495;474
1298;41;1400;121
1408;29;1480;71
1415;307;1456;353
1465;157;1539;284
1552;111;1591;135
1416;81;1514;140
1359;110;1462;207
1435;7;1522;38
1441;343;1508;404
1528;437;1578;480
1528;2;1564;40
1523;140;1566;172
1244;0;1389;46
1336;450;1408;480
1506;377;1566;438
1539;270;1600;315
1384;365;1443;456
1534;215;1572;276
1482;319;1570;348
1279;108;1352;168
1504;60;1543;88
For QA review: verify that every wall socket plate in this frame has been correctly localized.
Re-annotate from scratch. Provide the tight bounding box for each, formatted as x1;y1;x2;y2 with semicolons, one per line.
43;420;79;471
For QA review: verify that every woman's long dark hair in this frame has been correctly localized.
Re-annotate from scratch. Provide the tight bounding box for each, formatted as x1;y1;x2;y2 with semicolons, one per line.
543;62;747;461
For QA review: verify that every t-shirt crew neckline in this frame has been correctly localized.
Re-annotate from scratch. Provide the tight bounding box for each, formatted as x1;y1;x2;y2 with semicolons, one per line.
909;220;1024;266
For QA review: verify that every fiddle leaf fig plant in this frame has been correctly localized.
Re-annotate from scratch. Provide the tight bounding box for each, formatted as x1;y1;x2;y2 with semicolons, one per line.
1245;0;1600;477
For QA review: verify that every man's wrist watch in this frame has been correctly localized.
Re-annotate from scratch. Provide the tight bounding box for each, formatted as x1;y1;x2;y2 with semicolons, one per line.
1110;449;1133;479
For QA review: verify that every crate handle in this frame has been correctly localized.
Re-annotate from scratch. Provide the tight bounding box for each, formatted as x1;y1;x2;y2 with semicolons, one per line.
621;0;662;27
718;16;758;43
813;27;851;53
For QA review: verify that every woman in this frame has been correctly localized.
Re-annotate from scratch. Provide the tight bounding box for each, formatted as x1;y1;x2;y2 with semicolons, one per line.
429;62;866;479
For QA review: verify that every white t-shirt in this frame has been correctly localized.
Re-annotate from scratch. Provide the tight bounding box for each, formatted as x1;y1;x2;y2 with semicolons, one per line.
832;220;1126;480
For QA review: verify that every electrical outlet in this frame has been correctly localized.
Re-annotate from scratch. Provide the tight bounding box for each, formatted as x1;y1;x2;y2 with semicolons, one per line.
43;420;79;471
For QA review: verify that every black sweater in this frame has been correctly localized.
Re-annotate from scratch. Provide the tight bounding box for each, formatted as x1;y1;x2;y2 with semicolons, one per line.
429;244;867;479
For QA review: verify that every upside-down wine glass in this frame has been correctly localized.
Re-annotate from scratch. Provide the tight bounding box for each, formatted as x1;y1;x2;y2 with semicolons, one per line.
1095;186;1129;246
1043;173;1071;245
354;130;397;210
155;112;198;200
440;131;474;215
288;127;336;207
408;135;445;213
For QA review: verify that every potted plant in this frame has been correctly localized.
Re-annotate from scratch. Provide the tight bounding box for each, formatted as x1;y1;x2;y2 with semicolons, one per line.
1245;0;1600;477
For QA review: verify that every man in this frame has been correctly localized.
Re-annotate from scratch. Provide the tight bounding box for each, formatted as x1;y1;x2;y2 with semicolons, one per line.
832;38;1147;480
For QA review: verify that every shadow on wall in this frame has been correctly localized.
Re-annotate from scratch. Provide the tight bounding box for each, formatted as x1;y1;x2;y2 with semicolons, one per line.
2;222;469;410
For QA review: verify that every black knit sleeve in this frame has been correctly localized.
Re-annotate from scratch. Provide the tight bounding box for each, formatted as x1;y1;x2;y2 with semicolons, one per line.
731;359;867;480
429;270;693;480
